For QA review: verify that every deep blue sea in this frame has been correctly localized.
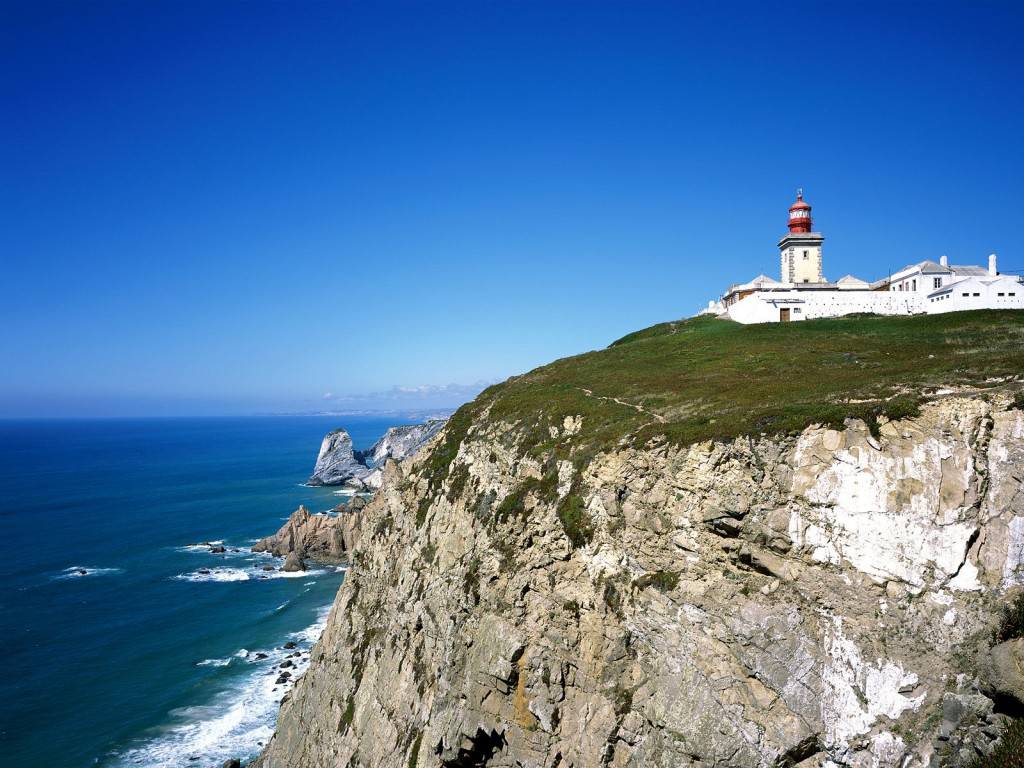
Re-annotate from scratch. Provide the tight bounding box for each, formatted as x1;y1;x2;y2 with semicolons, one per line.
0;415;409;768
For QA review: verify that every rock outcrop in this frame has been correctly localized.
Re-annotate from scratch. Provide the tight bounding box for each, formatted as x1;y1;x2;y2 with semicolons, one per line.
252;502;364;564
308;430;369;487
256;395;1024;768
282;551;307;572
367;419;447;466
979;638;1024;708
307;419;449;488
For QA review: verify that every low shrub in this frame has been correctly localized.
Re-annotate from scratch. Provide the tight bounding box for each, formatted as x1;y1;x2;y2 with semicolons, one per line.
557;494;594;548
636;570;680;592
995;592;1024;644
967;718;1024;768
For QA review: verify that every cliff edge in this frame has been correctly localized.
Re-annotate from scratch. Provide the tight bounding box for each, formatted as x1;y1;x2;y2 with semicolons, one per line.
256;312;1024;768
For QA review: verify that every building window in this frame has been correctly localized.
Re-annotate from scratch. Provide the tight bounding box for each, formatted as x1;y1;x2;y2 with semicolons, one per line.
933;277;942;289
912;279;917;291
803;250;808;260
962;293;970;297
1010;293;1017;297
998;292;1005;297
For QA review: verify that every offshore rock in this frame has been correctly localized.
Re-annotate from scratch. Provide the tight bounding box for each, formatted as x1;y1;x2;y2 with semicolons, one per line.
307;429;368;487
255;395;1024;768
252;504;362;565
306;419;448;488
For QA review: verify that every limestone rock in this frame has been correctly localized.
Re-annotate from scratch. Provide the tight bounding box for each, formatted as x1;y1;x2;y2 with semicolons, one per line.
307;419;448;488
252;504;360;565
307;429;369;487
254;395;1024;768
282;551;306;572
364;419;447;467
979;637;1024;706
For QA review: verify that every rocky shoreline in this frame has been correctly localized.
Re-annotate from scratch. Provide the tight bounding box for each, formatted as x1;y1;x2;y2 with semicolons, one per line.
251;419;445;573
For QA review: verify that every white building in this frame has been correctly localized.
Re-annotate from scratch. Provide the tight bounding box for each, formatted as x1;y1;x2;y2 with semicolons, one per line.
709;193;1022;324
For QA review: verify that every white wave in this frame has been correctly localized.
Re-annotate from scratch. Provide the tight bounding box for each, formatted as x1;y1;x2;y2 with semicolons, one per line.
54;566;122;580
174;567;251;583
174;566;332;583
107;607;330;768
175;541;251;557
196;657;232;667
263;568;329;580
289;605;333;645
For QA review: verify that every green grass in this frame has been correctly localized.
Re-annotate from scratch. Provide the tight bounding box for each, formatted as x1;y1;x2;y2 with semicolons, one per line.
457;311;1024;465
410;311;1024;550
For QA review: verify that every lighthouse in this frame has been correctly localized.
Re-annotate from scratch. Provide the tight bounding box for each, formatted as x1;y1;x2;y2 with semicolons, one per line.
779;190;825;284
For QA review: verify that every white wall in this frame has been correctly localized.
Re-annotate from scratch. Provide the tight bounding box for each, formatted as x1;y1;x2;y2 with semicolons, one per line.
727;290;923;324
927;277;1024;315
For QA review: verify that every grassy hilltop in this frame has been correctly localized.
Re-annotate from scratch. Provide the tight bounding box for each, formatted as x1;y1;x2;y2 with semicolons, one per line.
443;310;1024;467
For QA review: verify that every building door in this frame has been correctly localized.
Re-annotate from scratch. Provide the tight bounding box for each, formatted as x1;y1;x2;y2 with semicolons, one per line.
780;308;791;322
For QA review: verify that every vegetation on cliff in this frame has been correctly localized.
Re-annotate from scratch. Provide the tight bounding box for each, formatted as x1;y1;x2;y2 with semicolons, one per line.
448;311;1024;467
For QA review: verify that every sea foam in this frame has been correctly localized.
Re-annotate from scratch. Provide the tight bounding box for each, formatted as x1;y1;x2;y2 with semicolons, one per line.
173;566;334;583
107;606;330;767
53;566;122;580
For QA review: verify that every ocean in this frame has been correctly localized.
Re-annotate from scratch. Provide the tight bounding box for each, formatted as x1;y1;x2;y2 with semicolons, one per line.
0;415;410;768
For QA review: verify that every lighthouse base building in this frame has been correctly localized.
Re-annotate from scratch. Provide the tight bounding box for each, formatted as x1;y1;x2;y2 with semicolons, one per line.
705;192;1023;324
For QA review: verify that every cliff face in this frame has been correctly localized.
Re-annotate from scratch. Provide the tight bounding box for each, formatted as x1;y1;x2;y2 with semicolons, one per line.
367;420;448;467
256;394;1024;768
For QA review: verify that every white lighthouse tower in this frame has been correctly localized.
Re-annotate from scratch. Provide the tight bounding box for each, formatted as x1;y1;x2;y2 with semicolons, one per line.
779;190;825;284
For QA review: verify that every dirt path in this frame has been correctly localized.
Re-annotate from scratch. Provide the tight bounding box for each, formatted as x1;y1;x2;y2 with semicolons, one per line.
577;387;666;423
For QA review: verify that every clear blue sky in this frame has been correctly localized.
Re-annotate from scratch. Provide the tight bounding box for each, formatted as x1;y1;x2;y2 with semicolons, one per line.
2;1;1022;417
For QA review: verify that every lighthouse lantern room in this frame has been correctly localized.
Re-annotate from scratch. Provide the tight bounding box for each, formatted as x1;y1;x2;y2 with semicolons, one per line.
779;189;825;284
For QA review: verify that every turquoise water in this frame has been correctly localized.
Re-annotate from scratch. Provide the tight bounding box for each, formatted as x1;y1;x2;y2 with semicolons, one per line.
0;415;405;767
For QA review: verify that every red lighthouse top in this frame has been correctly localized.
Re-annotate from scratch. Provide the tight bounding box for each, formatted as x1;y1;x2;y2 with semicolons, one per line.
788;189;813;233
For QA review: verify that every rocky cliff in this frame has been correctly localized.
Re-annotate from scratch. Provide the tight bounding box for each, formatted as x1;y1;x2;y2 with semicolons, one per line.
255;393;1024;768
256;313;1024;768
